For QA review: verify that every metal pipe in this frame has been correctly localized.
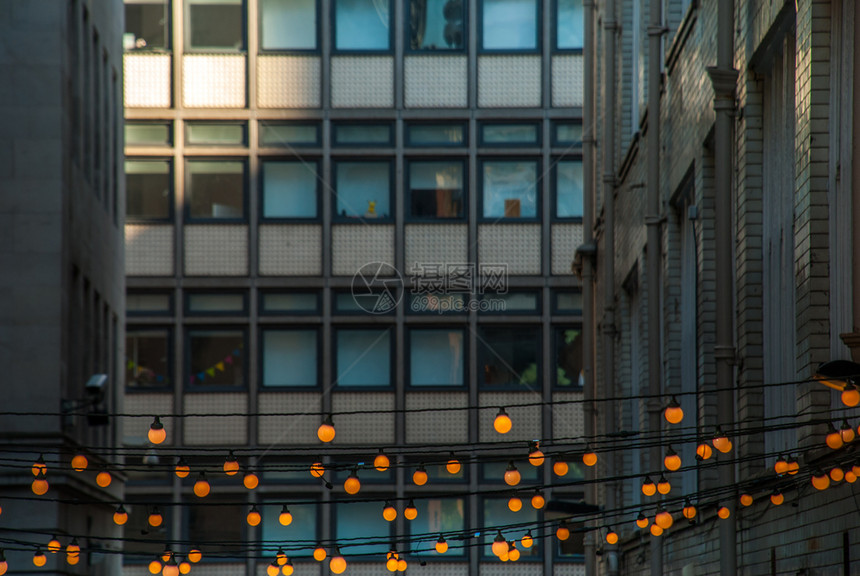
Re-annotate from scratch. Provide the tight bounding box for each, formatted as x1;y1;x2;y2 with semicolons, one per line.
645;0;664;573
707;0;738;574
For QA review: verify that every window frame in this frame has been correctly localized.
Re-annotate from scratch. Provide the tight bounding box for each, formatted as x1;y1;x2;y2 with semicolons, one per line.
552;157;584;222
331;158;395;223
127;291;175;316
331;0;393;54
184;121;248;147
404;0;468;53
185;327;248;391
477;324;542;389
184;290;248;316
257;498;321;559
257;0;321;53
258;120;322;148
553;289;583;314
332;122;395;147
553;324;584;389
478;121;542;147
552;0;584;52
403;493;469;558
125;121;174;147
405;158;468;222
551;121;583;147
124;0;172;52
333;326;394;389
478;0;541;53
478;290;541;315
478;157;541;222
125;157;174;223
184;157;248;223
259;326;321;389
259;157;322;221
125;325;174;392
331;498;396;559
333;289;400;316
406;326;468;389
183;0;247;52
259;290;322;315
404;122;469;148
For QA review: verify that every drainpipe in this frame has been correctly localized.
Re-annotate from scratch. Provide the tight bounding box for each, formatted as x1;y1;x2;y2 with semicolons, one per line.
645;0;664;574
706;1;738;575
602;0;619;574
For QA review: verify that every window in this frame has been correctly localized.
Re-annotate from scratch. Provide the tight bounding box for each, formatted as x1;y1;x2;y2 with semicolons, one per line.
408;0;465;50
482;498;539;557
262;329;318;387
126;122;172;146
409;328;465;386
126;329;171;388
408;160;465;219
186;160;245;220
481;461;539;482
261;501;318;556
335;328;391;386
186;122;246;146
407;498;466;556
555;327;583;387
554;290;582;313
478;326;539;387
186;0;244;50
260;0;317;50
262;160;319;219
259;122;320;147
124;0;169;51
186;499;244;556
408;292;466;314
555;0;583;49
187;330;245;387
126;159;172;220
481;0;537;51
334;501;391;555
479;123;540;146
553;122;582;146
186;292;246;314
406;123;466;147
333;161;391;220
335;291;398;314
127;292;173;315
481;160;538;219
261;292;320;314
124;500;171;558
333;124;393;146
480;291;539;313
334;0;391;51
556;160;583;218
556;521;584;558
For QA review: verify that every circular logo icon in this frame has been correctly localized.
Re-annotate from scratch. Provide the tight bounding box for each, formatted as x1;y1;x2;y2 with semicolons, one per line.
350;262;403;314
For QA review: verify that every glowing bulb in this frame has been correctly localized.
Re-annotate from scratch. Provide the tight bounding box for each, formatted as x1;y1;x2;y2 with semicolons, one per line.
770;491;784;506
114;504;129;525
718;506;730;519
179;561;191;574
447;454;461;474
528;443;544;466
606;529;618;545
655;509;673;529
774;456;789;475
436;535;448;554
508;497;522;512
187;549;202;563
413;465;428;486
244;470;259;489
47;537;61;554
67;554;79;565
344;470;361;495
397;559;407;572
840;420;855;444
826;423;844;450
531;490;545;509
812;471;830;490
148;416;167;445
657;476;671;495
0;551;6;576
842;384;860;407
382;502;397;521
330;554;347;574
556;522;571;541
33;549;46;567
317;416;336;443
504;462;521;486
277;548;287;565
310;461;326;478
162;549;173;563
855;462;860;476
740;494;753;507
521;531;534;548
279;505;293;526
664;446;681;471
175;458;190;479
374;450;390;472
664;396;684;424
582;448;598;467
194;473;210;497
494;408;512;434
787;457;799;475
636;512;649;528
32;471;49;495
492;532;508;557
650;524;663;537
281;560;294;576
553;460;569;476
682;501;697;520
223;452;240;476
247;505;261;527
696;443;713;460
149;560;162;574
149;507;163;527
387;556;399;571
96;469;112;488
712;429;732;453
71;454;88;472
66;540;80;556
268;562;280;576
32;455;47;476
507;542;520;562
313;547;326;562
830;467;844;482
845;471;857;483
163;558;180;576
641;476;657;497
404;499;418;520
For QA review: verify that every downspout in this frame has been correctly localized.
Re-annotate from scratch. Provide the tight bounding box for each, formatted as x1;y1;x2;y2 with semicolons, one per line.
602;0;619;574
645;0;664;574
706;1;739;575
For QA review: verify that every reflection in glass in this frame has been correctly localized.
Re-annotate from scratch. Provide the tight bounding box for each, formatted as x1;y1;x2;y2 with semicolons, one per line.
557;0;584;49
335;162;391;219
126;160;171;219
336;329;391;386
187;160;244;219
126;330;171;388
481;0;537;50
557;161;584;218
334;0;390;50
556;327;583;387
410;329;465;386
409;0;464;50
408;499;466;555
260;0;317;50
478;327;539;386
263;161;318;218
262;330;318;387
409;161;464;218
482;160;538;218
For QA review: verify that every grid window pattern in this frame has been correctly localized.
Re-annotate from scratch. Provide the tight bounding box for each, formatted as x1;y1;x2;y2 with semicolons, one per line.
186;159;246;220
260;0;317;50
481;160;539;219
481;0;538;51
333;0;391;51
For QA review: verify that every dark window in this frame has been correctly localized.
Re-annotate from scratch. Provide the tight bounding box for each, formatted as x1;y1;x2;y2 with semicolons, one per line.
334;501;392;555
408;0;465;50
334;0;391;50
126;159;172;220
408;292;466;314
407;498;466;556
556;160;583;218
186;499;244;556
409;328;465;386
481;0;537;50
262;329;318;387
125;122;172;146
480;123;540;146
186;160;245;220
127;293;173;315
335;328;391;386
554;291;582;313
555;327;583;387
124;501;172;559
261;501;318;557
481;160;538;219
406;123;466;146
188;330;245;387
333;124;393;146
408;160;465;219
260;292;320;314
187;0;244;50
186;292;246;314
262;160;319;218
186;122;246;146
478;326;539;387
126;329;171;388
260;0;317;50
479;291;539;313
556;0;583;49
334;161;391;219
259;122;320;147
124;0;169;51
557;521;585;558
482;498;539;556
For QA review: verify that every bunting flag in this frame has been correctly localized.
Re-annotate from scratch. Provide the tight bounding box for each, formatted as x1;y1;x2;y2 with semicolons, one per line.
126;359;168;384
187;344;243;384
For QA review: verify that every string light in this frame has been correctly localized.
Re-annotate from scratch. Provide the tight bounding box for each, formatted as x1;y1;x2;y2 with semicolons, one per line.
317;416;336;443
507;541;520;562
447;453;461;474
344;469;361;495
310;461;325;479
276;548;287;565
267;560;280;576
553;460;569;477
636;511;649;528
787;456;799;475
71;453;88;472
243;469;259;490
32;548;46;567
97;468;113;488
492;531;508;556
696;442;713;461
504;462;521;486
113;504;129;525
47;537;60;554
281;559;294;575
556;521;571;541
774;456;788;475
605;527;618;545
148;559;162;574
148;507;163;527
842;383;860;407
531;490;546;509
582;447;598;467
382;501;397;521
179;560;192;574
187;549;202;563
163;556;179;576
313;546;326;562
223;451;240;476
739;494;753;507
712;428;732;453
246;504;262;527
812;470;830;490
0;550;6;576
826;423;844;450
655;508;673;529
32;470;48;495
650;524;663;537
193;472;210;497
374;449;390;472
404;499;418;520
829;467;844;482
770;490;784;506
682;499;697;521
656;475;671;495
839;420;855;443
718;505;731;519
641;476;657;497
494;408;512;434
278;505;293;526
664;396;684;424
175;457;190;478
508;496;523;512
413;464;428;486
845;470;857;483
521;531;534;548
663;446;681;471
528;442;545;466
397;558;407;571
435;535;448;554
148;416;166;445
329;549;347;574
386;550;399;572
32;455;47;476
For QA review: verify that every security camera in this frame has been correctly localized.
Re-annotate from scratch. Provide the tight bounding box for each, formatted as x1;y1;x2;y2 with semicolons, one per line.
86;374;108;395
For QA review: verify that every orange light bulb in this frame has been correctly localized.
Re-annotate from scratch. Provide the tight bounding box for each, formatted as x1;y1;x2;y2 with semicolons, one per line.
374;450;390;472
650;524;663;537
842;384;860;407
148;508;163;527
521;531;534;548
770;491;784;506
446;454;461;474
436;536;448;554
528;443;545;466
193;473;210;497
149;560;162;574
33;549;46;567
718;506;731;519
404;500;418;520
313;547;326;562
32;455;47;477
310;461;326;478
696;443;713;460
553;460;569;476
812;471;830;490
382;502;397;521
175;458;190;479
740;494;753;507
636;513;649;528
187;549;202;563
830;467;845;482
344;471;361;495
605;529;618;545
556;522;571;541
531;491;546;509
494;408;512;434
32;471;49;495
655;510;673;529
223;452;240;476
243;470;259;490
113;505;129;526
582;449;598;467
330;554;347;575
504;462;521;486
508;497;522;512
774;456;789;475
826;424;844;450
317;416;336;443
641;477;657;497
663;446;681;471
71;454;88;472
657;476;671;495
246;505;262;527
279;505;293;526
664;397;684;424
413;465;428;486
148;416;167;445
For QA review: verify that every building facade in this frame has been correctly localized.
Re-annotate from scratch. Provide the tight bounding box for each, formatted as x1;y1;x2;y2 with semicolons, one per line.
121;0;587;574
585;0;860;574
0;0;125;574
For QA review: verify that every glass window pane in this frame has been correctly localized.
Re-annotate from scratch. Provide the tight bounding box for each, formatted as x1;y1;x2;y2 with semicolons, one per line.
334;124;392;145
408;0;464;50
188;0;244;50
555;123;582;145
262;292;319;313
482;461;539;482
334;0;390;50
408;498;466;556
334;162;391;219
482;499;539;556
336;329;391;386
409;292;465;314
262;161;318;218
260;122;319;147
124;0;168;51
188;500;244;556
482;160;538;219
409;329;465;386
481;124;539;145
558;521;585;557
126;329;171;388
556;327;583;387
187;293;245;313
482;0;537;50
188;330;244;386
334;501;391;555
555;291;582;312
557;0;583;49
409;161;465;218
126;160;171;219
407;123;465;146
262;330;318;387
260;0;317;50
480;291;538;312
186;123;245;145
261;501;317;556
126;122;172;146
557;160;583;218
187;160;245;219
479;326;539;387
127;293;172;314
